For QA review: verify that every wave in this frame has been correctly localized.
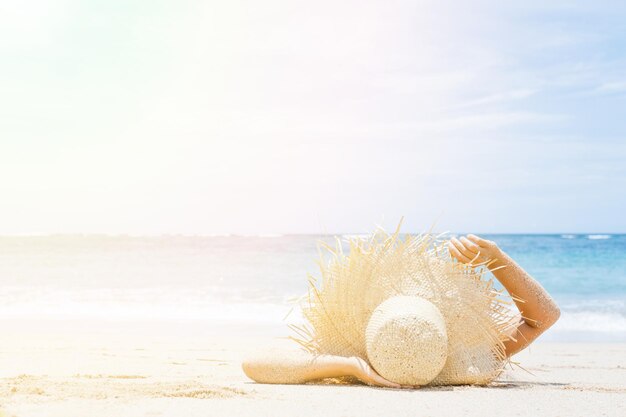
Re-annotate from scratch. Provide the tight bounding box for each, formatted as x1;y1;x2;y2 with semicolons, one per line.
189;233;287;238
554;311;626;333
2;287;626;344
560;234;577;239
1;288;625;336
0;287;301;324
587;234;611;240
341;234;371;240
241;234;285;238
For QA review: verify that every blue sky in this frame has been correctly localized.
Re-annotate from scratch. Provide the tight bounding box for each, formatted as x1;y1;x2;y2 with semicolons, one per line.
0;1;625;234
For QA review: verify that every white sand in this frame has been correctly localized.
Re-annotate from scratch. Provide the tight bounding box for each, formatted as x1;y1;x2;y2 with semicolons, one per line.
0;319;624;417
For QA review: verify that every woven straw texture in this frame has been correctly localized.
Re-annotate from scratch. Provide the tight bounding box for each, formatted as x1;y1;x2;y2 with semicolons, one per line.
289;224;517;386
366;296;448;385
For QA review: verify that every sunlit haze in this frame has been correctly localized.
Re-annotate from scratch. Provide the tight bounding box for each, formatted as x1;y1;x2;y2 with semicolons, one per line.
1;1;625;234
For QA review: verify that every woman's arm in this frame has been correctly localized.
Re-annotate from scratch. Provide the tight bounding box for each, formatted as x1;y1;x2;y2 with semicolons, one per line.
448;234;561;357
242;349;401;388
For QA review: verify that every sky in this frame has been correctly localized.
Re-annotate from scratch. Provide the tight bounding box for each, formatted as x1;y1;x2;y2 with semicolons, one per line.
1;0;625;235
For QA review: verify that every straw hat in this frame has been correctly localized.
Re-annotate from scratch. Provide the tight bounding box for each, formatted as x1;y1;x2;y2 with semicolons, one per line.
289;222;518;386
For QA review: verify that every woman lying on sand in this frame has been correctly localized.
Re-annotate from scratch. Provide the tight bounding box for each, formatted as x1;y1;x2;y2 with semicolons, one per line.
242;234;561;388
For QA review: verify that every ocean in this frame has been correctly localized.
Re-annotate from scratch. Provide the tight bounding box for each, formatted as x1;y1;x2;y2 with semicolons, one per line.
0;234;624;342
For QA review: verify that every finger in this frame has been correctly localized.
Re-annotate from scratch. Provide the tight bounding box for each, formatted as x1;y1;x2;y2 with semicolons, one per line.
363;376;386;388
450;237;476;261
363;368;401;388
372;374;401;389
354;360;401;388
448;241;471;262
448;241;472;263
467;234;490;247
460;236;480;254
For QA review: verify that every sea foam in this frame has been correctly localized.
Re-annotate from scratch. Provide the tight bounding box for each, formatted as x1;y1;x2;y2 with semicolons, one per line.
587;234;611;240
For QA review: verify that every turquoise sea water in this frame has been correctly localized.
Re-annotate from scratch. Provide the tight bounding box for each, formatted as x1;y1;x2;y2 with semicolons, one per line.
0;234;624;341
479;234;626;341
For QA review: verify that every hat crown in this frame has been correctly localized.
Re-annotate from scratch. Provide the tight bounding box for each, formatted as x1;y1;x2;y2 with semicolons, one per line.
365;296;448;385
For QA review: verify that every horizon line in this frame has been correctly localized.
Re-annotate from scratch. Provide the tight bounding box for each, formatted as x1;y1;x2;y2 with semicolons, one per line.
0;232;621;238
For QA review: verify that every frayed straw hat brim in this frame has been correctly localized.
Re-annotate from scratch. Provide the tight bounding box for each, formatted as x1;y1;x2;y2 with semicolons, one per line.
289;221;518;386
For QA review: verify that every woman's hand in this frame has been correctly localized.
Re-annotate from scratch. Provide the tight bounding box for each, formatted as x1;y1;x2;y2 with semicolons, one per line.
347;356;406;389
447;234;503;268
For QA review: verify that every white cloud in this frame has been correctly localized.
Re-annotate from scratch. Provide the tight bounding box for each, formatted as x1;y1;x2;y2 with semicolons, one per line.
450;89;537;109
595;81;626;94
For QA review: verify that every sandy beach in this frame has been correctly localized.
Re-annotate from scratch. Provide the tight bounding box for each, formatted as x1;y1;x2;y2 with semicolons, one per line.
0;319;623;417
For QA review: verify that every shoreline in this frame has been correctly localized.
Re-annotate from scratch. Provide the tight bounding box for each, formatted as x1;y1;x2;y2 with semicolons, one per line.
2;315;625;344
1;318;625;417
